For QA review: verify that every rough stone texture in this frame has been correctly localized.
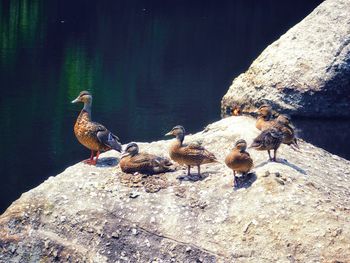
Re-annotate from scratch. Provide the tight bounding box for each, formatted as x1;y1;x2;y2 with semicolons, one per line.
221;0;350;118
1;116;350;263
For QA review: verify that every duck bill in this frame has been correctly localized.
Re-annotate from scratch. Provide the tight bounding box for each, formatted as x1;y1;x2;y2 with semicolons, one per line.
120;152;130;159
248;144;256;149
250;109;259;115
165;131;173;136
71;97;80;104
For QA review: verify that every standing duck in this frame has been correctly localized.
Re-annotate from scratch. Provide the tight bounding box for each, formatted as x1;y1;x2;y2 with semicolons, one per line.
165;125;217;177
225;139;253;187
250;128;283;162
255;104;274;130
274;115;299;149
72;91;122;165
120;142;173;175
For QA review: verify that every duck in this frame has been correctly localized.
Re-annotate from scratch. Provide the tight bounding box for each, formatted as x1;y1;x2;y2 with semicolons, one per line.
71;91;122;165
255;104;274;130
119;142;173;175
165;125;217;177
250;128;283;162
231;104;241;116
225;139;253;187
274;114;299;149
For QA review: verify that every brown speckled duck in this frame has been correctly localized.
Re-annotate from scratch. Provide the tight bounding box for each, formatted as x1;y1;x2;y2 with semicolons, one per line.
255;104;274;130
225;139;253;187
165;125;217;177
120;142;172;175
72;91;122;165
250;128;283;162
274;115;299;149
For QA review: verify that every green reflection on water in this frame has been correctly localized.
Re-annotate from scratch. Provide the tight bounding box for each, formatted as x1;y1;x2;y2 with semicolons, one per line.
0;0;43;67
49;42;99;158
62;43;95;99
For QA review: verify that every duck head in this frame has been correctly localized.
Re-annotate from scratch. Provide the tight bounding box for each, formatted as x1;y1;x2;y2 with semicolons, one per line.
121;142;139;158
257;104;272;118
276;114;291;125
165;125;185;142
234;139;247;152
71;91;92;104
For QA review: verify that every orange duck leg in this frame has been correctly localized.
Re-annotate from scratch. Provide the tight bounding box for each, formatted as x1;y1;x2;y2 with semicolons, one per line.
83;150;101;165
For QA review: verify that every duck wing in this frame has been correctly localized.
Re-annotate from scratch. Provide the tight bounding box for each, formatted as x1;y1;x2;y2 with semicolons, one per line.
94;123;122;152
130;153;155;164
132;153;173;174
132;154;172;166
183;143;217;161
240;151;251;160
251;129;282;149
184;143;205;154
154;156;173;167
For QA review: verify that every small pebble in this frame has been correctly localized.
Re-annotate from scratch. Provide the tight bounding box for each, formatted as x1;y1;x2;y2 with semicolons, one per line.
129;192;140;199
111;231;120;239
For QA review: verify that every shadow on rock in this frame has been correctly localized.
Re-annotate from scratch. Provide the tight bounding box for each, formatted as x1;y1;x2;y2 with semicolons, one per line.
235;172;257;190
96;157;119;167
177;173;209;182
280;159;307;175
254;159;307;175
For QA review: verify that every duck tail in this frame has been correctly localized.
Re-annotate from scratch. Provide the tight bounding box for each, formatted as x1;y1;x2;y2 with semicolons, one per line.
213;159;222;164
249;141;260;149
208;153;222;164
155;157;173;167
110;140;122;152
154;158;174;172
107;133;122;152
97;130;122;152
292;138;299;148
290;138;301;151
207;152;220;163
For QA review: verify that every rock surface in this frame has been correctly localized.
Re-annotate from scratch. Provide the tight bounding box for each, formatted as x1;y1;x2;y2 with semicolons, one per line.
221;0;350;118
1;116;350;262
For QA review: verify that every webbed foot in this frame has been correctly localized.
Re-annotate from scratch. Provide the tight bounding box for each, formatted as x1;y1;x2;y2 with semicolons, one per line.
83;159;97;165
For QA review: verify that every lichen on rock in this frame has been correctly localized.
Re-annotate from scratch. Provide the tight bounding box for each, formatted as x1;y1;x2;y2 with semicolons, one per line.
221;0;350;118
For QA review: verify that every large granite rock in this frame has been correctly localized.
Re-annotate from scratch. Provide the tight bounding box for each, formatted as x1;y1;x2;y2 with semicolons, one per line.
221;0;350;118
1;116;350;262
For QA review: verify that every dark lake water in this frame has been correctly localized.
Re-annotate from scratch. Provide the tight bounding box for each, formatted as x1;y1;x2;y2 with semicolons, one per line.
3;0;347;213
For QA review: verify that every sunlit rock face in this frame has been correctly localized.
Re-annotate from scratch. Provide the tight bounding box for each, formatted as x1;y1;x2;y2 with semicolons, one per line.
221;0;350;118
1;116;349;262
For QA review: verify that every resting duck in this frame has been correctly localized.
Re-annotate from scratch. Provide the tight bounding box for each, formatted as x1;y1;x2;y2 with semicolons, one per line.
255;104;274;130
165;125;217;177
250;128;283;162
225;139;253;187
72;91;122;165
120;142;172;175
274;115;299;149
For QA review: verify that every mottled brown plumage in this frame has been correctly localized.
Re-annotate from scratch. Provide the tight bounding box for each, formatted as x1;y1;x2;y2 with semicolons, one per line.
256;104;274;130
255;104;299;149
72;91;122;165
165;126;217;176
250;128;283;161
274;115;299;148
225;139;253;187
120;143;172;175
